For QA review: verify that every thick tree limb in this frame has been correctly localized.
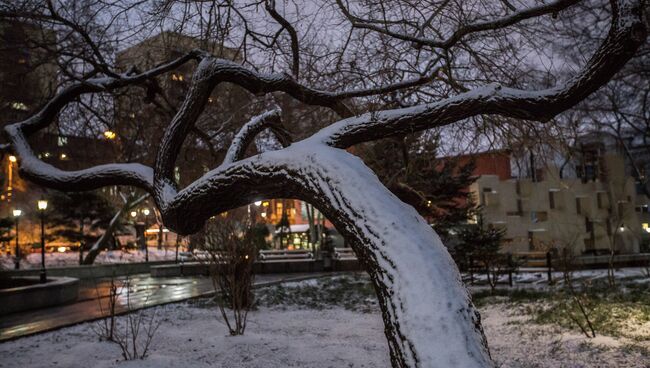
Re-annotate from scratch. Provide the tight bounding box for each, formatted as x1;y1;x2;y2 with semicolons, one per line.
223;109;292;164
320;0;647;148
3;50;203;191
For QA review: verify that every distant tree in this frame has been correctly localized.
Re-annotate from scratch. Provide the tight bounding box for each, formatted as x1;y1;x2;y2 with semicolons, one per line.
0;217;14;246
48;191;115;264
275;204;291;248
456;214;507;292
360;134;477;238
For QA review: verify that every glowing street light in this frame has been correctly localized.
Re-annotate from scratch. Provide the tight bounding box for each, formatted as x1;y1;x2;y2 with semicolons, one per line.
8;155;17;163
130;210;137;218
12;209;21;269
37;198;48;283
141;209;150;262
254;200;262;206
38;199;48;211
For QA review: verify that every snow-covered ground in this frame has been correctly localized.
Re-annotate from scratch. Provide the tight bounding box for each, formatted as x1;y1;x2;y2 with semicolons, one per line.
0;249;179;269
1;275;648;367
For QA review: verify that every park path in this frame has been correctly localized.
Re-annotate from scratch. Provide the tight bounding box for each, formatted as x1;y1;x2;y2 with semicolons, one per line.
0;272;327;342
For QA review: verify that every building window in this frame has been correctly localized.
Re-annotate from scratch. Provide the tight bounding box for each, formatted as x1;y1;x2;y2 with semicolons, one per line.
606;221;612;236
10;101;28;111
57;136;68;147
174;167;181;183
585;218;593;233
549;191;555;209
531;211;548;223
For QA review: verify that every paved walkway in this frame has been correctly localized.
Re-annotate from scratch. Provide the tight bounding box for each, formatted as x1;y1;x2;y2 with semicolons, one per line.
0;272;327;342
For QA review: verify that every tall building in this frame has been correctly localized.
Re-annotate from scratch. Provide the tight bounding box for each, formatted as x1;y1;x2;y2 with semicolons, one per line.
0;21;58;216
0;20;57;129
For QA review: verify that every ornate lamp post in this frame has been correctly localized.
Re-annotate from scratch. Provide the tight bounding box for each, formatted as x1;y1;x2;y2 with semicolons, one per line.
12;209;22;269
142;208;150;262
37;198;48;283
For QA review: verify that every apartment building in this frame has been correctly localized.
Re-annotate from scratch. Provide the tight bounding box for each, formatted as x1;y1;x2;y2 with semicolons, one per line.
471;154;645;254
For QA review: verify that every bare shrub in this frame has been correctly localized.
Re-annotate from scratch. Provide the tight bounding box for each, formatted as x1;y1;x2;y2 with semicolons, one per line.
201;211;257;335
556;247;596;338
92;275;161;360
91;274;122;342
113;278;161;360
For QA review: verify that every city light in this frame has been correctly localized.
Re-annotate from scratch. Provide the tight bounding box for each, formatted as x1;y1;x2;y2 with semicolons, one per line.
37;199;48;211
103;130;116;139
254;201;262;206
8;155;17;162
130;211;137;218
143;208;150;216
12;209;22;217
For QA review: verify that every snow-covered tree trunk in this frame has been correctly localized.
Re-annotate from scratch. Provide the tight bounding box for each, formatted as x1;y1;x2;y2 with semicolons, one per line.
273;144;491;367
160;141;492;366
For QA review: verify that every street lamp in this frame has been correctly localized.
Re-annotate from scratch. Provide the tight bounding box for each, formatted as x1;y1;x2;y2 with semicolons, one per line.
12;209;21;269
142;208;150;262
37;198;48;283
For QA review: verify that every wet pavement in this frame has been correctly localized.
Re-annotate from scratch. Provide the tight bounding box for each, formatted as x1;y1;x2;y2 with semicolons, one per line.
0;272;327;342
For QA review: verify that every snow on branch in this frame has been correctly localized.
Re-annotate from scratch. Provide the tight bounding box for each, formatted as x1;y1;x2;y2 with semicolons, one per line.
320;0;647;148
223;109;291;165
337;0;581;50
3;50;204;192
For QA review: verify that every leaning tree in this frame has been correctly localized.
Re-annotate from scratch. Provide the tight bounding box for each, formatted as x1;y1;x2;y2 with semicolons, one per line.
1;0;647;367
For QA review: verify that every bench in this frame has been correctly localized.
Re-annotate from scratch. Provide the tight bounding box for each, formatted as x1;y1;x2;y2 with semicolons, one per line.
332;247;361;271
258;249;313;261
255;249;320;273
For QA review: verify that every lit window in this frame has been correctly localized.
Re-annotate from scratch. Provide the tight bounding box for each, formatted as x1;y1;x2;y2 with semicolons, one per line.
57;136;68;146
103;131;116;140
10;102;28;111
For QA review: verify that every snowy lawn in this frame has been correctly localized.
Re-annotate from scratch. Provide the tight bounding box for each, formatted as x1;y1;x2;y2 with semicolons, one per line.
0;274;648;367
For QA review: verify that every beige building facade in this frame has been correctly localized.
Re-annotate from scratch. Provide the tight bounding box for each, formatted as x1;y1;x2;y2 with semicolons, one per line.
471;154;644;254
